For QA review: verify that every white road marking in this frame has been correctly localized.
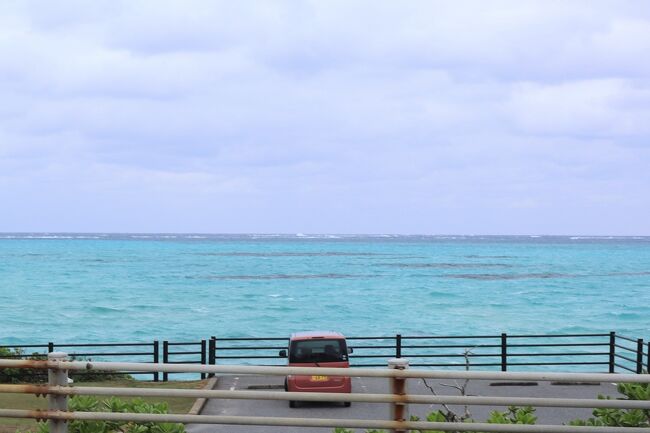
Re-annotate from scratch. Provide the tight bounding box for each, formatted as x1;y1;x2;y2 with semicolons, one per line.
358;377;368;391
229;376;240;392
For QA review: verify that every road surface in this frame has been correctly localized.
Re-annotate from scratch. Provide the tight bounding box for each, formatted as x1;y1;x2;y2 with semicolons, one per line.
187;374;621;433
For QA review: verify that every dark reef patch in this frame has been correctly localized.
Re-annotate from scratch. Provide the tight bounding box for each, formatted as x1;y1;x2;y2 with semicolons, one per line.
189;273;377;280
191;252;387;257
383;262;514;269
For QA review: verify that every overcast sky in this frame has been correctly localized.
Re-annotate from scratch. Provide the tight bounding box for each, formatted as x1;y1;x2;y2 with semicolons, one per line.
1;1;649;235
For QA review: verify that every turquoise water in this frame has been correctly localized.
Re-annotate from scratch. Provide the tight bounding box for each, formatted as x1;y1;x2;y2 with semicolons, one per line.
1;234;649;345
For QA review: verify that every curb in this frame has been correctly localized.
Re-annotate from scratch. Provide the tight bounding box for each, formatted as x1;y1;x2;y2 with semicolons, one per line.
188;376;219;415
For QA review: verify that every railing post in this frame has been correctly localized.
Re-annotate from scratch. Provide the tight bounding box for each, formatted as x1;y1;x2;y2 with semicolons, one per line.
388;358;409;433
153;340;159;382
647;341;649;374
48;342;54;353
609;332;616;373
396;334;402;358
48;352;68;433
200;339;207;380
636;338;644;374
208;337;216;378
162;341;169;382
500;333;507;372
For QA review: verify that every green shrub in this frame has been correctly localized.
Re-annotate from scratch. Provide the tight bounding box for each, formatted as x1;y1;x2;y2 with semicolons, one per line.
0;347;132;383
333;406;536;433
36;395;185;433
486;406;537;425
569;382;650;427
0;347;46;383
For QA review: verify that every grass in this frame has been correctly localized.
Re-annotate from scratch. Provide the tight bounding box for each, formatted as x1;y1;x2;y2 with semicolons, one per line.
0;379;207;433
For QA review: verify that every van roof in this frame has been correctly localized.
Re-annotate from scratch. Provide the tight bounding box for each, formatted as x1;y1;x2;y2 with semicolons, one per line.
290;331;346;340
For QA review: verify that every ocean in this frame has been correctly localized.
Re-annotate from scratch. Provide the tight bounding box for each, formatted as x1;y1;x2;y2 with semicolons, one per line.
1;234;649;345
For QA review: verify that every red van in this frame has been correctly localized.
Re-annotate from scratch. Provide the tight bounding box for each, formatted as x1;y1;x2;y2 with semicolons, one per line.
279;331;353;408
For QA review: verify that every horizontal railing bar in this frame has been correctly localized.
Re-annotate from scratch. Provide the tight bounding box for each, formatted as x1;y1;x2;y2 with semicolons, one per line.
614;363;636;373
79;372;153;375
401;344;502;349
0;354;47;359
165;351;201;355
0;368;154;374
506;352;610;357
52;343;153;347
400;345;501;350
345;345;397;349
66;352;153;357
407;363;503;367
215;346;287;351
399;354;499;358
400;335;500;339
3;384;650;410
215;356;284;359
615;354;637;363
3;359;648;382
166;342;201;346
614;344;638;353
209;337;288;341
615;335;638;343
507;343;608;348
0;344;49;349
349;355;401;359
506;362;609;366
396;353;608;358
0;371;153;376
507;334;610;338
402;362;608;367
1;408;648;433
346;336;400;340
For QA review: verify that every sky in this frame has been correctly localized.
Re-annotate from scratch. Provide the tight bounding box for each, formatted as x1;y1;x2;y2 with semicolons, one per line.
1;1;649;235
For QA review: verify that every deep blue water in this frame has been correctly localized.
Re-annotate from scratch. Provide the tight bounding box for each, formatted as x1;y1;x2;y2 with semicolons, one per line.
1;234;649;345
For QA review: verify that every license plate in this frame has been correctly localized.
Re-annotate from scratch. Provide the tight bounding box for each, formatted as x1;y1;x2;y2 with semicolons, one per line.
310;375;329;382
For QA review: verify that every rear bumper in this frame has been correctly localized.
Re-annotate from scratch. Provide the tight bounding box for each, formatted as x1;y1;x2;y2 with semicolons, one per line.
287;375;352;393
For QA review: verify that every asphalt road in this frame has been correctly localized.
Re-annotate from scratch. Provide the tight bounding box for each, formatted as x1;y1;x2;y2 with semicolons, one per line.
186;375;621;433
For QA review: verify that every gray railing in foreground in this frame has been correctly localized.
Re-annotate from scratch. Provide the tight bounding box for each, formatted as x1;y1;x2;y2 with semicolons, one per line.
2;355;650;433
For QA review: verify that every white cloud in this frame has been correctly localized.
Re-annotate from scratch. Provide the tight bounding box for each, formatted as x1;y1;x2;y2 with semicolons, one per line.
0;0;649;233
508;79;650;138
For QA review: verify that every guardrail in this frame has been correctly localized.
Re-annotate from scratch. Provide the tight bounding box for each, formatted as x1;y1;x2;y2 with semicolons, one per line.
613;334;648;374
0;341;160;381
2;331;648;382
208;332;647;376
2;354;650;433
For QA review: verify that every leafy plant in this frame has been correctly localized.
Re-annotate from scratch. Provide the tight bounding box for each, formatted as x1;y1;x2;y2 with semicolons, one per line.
36;395;185;433
0;348;131;383
486;406;537;425
332;407;535;433
0;347;49;383
569;382;650;427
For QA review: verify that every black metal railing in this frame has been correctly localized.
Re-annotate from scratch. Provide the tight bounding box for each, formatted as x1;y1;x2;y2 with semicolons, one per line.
161;340;207;381
613;333;646;374
2;331;647;382
206;332;646;378
0;341;160;381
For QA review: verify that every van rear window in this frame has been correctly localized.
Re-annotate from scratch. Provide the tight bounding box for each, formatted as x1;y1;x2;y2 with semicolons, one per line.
289;339;347;363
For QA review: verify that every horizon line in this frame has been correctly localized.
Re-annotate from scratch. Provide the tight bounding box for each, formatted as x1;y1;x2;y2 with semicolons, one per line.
0;232;648;238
